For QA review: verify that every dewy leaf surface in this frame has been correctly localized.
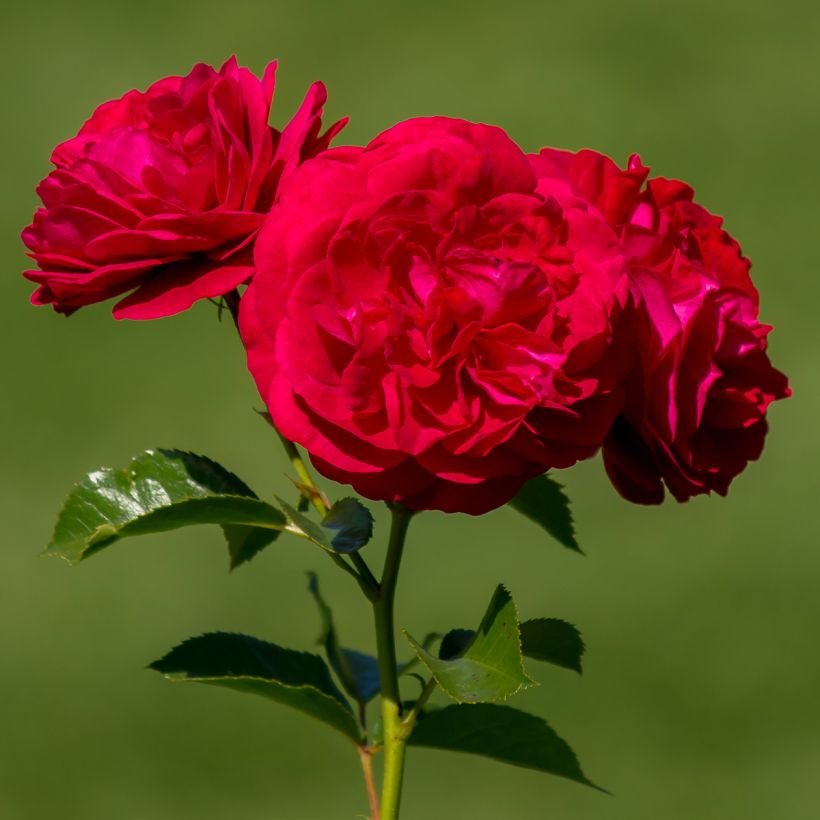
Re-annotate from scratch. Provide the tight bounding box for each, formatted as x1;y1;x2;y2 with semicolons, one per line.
149;632;362;744
307;572;380;703
405;586;534;703
409;704;602;790
46;449;287;566
508;474;580;552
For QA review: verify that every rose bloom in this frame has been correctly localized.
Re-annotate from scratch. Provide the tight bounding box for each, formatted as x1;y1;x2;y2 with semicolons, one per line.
22;57;345;319
241;117;631;514
533;149;789;503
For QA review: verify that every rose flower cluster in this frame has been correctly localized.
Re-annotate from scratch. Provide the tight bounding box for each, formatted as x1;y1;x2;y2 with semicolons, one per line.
23;59;789;513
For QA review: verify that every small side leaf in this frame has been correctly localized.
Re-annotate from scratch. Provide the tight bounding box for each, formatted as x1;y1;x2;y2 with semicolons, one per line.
336;650;381;703
405;586;534;703
276;497;374;556
509;474;580;552
409;704;603;791
321;498;374;553
438;629;475;661
149;632;362;744
520;619;585;674
46;449;287;565
307;573;380;703
275;497;334;551
398;633;441;677
440;620;585;673
223;524;278;571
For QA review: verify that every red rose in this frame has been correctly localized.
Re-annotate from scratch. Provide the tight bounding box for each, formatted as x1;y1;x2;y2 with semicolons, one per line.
241;118;628;514
535;149;790;503
22;57;345;319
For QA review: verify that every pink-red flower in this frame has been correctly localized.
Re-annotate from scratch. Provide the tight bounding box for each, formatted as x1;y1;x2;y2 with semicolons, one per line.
534;148;790;503
22;57;345;319
241;117;629;514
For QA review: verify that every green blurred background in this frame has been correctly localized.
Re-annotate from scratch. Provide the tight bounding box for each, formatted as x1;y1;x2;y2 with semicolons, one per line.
2;1;817;817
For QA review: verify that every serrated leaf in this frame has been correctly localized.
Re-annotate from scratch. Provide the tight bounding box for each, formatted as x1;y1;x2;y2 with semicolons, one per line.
275;496;334;551
223;524;278;570
321;498;374;553
149;632;362;744
509;474;580;552
46;449;287;565
408;704;602;790
336;650;380;702
307;572;380;703
405;586;534;703
276;497;373;556
519;619;585;674
440;620;584;674
438;629;475;660
398;632;441;677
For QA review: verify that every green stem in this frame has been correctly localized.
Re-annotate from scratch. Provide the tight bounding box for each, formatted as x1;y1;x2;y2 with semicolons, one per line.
403;677;437;729
219;287;409;815
276;429;379;599
217;292;378;599
276;431;329;517
374;504;414;820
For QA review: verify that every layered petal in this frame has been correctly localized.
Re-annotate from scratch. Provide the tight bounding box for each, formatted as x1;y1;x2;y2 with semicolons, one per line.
242;117;628;513
578;153;793;502
22;57;345;318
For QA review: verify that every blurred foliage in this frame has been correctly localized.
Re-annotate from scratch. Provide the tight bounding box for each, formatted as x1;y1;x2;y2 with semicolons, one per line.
1;1;817;817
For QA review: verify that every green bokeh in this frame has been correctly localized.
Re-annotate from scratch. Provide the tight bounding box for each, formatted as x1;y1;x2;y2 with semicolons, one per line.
2;1;817;817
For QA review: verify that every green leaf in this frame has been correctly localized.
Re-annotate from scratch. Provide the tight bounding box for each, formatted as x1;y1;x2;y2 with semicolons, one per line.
223;525;278;571
307;572;380;703
520;619;585;674
46;449;287;566
336;650;380;701
275;497;374;556
398;632;441;677
509;474;580;553
440;620;584;674
274;496;334;551
438;628;475;660
149;632;362;744
321;498;374;553
405;586;535;703
409;704;602;790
